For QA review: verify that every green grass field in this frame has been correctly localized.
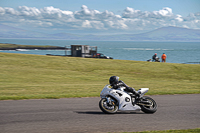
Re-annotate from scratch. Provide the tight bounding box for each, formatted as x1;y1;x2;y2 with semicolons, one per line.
0;52;200;100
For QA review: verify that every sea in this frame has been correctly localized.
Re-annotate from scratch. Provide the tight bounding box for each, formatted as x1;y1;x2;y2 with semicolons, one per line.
0;39;200;64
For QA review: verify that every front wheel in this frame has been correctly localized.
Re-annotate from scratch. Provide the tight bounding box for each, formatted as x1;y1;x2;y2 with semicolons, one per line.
138;96;157;114
99;98;118;114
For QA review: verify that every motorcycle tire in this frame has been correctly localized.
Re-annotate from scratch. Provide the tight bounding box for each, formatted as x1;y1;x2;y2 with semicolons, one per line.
139;96;157;114
99;98;118;114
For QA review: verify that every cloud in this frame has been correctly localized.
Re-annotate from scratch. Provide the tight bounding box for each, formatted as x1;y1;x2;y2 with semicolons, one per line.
0;5;200;34
18;6;41;17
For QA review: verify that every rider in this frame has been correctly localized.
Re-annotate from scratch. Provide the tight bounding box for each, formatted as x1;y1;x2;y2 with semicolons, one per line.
152;53;157;62
109;76;140;97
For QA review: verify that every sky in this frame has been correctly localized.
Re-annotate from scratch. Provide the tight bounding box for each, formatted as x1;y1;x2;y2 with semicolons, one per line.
0;0;200;35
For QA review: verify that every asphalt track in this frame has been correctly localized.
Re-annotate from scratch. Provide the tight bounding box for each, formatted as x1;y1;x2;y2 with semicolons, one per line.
0;94;200;133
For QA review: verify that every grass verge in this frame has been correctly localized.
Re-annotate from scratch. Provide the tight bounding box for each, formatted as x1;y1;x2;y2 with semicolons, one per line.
121;128;200;133
0;52;199;100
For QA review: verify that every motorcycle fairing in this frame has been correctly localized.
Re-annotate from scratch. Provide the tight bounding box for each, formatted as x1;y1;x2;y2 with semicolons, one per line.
109;89;141;111
100;85;141;111
138;88;149;97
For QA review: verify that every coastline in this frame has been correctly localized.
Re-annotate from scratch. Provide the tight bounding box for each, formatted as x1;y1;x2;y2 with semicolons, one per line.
0;43;66;50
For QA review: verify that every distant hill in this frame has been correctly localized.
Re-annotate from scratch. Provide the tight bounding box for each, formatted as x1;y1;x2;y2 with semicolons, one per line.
134;26;200;41
0;24;199;42
0;24;49;39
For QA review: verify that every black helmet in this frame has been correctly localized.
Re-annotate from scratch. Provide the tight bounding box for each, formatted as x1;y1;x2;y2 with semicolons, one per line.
109;76;119;85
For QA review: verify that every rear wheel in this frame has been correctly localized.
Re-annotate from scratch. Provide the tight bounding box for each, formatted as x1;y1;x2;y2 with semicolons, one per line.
138;96;157;113
99;98;118;114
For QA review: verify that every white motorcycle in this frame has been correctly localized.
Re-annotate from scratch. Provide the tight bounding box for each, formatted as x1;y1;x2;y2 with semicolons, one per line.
99;85;157;114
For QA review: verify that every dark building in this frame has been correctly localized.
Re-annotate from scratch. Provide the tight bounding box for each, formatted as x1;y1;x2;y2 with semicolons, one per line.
70;45;97;57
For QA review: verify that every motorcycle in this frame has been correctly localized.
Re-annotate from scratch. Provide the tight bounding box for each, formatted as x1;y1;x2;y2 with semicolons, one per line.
154;57;160;62
99;85;157;114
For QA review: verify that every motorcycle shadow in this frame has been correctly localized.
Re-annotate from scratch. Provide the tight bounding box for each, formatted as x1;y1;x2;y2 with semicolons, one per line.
75;111;105;115
117;111;144;114
75;111;144;115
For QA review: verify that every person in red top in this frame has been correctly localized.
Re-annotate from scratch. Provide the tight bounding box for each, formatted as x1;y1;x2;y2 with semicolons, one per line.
161;53;167;62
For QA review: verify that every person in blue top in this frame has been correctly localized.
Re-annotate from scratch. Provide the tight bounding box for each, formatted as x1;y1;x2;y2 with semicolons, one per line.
152;53;157;62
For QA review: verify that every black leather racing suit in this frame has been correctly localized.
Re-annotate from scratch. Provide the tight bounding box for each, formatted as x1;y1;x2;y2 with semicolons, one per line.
110;80;139;96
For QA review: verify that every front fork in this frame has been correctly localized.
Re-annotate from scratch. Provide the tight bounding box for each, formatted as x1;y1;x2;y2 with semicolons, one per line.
106;97;117;106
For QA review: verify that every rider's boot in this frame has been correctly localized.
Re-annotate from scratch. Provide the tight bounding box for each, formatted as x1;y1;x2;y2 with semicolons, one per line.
134;91;141;100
